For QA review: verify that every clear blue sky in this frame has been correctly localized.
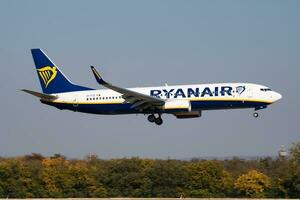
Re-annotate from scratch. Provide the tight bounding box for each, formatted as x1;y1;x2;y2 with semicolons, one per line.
0;0;299;159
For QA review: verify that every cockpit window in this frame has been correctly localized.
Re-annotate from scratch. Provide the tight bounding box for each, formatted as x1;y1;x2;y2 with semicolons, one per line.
260;88;272;92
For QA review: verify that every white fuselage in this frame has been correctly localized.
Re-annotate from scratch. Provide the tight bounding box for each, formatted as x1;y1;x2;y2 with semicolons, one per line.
42;83;281;115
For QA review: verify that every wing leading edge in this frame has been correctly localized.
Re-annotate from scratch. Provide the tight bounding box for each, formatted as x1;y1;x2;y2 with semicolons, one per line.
90;66;165;111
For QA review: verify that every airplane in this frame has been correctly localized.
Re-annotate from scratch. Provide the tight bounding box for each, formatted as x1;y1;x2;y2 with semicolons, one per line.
22;49;282;125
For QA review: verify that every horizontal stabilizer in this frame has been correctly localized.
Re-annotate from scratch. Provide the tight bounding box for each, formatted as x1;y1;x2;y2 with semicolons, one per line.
21;89;58;100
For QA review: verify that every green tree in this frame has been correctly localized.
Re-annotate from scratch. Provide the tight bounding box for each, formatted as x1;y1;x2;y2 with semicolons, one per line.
281;142;300;198
86;155;109;197
1;152;300;198
282;166;300;198
68;161;107;197
257;157;289;198
185;160;233;197
223;157;259;179
22;154;46;197
289;141;300;165
104;158;155;197
0;159;34;198
147;159;187;197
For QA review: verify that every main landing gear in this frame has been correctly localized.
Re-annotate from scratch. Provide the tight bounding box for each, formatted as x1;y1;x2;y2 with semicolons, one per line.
147;114;163;125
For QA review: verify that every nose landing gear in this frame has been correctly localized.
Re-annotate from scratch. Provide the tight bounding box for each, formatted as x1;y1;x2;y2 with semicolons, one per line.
253;112;259;118
147;114;163;125
253;105;267;118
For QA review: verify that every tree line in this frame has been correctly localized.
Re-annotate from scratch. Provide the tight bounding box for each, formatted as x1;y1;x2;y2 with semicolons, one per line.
0;142;299;198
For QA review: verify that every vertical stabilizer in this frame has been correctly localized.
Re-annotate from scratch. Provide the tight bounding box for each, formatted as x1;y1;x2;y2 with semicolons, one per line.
31;49;92;94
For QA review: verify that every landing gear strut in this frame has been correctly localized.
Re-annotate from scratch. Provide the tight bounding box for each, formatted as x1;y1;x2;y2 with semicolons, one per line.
147;114;163;125
253;106;267;118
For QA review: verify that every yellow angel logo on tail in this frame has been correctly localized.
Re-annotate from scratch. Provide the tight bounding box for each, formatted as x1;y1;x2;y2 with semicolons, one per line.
37;66;57;87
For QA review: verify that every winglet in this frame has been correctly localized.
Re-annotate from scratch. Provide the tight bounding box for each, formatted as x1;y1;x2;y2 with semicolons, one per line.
90;66;107;85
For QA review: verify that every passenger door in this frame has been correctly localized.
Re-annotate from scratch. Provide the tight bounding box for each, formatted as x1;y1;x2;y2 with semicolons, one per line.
72;94;79;109
247;87;253;98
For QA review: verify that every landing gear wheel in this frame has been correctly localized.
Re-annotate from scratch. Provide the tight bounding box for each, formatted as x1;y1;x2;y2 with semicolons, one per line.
253;112;259;118
147;115;155;123
155;117;163;125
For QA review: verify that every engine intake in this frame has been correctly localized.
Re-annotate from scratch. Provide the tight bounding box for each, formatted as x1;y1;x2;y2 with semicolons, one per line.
163;100;191;113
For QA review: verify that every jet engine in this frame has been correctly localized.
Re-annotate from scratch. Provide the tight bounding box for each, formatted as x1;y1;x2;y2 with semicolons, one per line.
174;111;202;119
163;100;191;112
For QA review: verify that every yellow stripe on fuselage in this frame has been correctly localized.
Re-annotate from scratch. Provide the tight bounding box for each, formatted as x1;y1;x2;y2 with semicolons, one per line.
188;97;272;104
165;106;190;110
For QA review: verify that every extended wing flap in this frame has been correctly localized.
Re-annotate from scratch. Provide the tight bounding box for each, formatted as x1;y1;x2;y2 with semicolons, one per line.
130;100;148;109
90;66;165;110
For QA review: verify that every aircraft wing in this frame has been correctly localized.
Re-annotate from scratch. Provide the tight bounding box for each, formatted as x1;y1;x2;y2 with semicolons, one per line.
91;66;165;110
21;89;58;100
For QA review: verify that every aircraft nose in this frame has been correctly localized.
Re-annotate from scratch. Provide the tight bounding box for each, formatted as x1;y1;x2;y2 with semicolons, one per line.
272;92;282;102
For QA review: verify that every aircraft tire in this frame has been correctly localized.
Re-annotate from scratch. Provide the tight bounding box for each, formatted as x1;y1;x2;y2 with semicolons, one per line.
148;115;155;123
253;112;259;118
155;117;163;125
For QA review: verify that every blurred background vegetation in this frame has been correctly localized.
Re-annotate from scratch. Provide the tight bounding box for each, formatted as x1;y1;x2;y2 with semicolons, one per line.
0;142;299;198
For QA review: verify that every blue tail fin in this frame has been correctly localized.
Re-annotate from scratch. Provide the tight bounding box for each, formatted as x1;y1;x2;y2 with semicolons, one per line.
31;49;93;94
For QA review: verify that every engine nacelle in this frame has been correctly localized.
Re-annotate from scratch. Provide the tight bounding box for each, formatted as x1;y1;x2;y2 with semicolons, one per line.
174;111;202;119
163;100;191;113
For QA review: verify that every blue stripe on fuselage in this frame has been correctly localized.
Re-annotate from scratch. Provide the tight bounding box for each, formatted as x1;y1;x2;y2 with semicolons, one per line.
190;100;269;110
41;100;270;115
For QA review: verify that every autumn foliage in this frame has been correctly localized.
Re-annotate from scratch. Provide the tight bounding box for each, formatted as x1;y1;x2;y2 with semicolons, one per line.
234;170;271;197
0;143;299;198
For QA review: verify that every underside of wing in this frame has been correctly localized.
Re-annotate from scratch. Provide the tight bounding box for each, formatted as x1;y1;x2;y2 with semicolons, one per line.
90;66;165;111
